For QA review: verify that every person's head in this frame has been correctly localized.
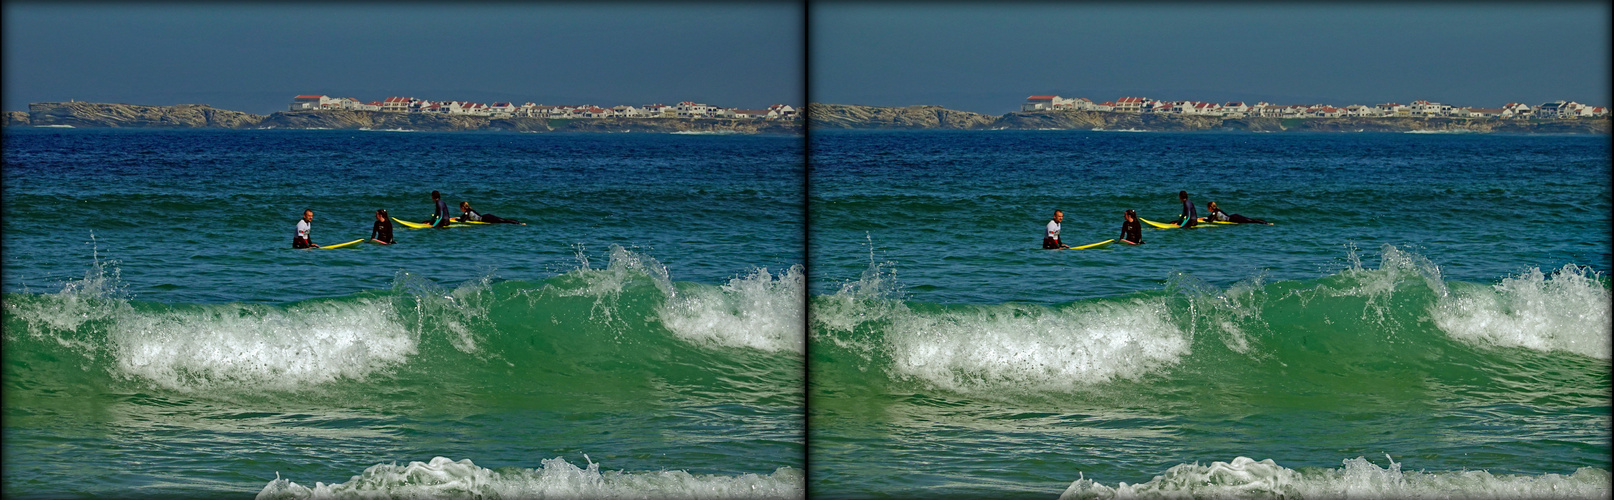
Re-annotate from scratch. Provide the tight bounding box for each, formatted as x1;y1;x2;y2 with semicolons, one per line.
459;201;470;211
1178;190;1189;201
303;209;313;222
1207;201;1219;212
1125;209;1136;221
1053;210;1063;223
431;190;441;200
376;208;387;221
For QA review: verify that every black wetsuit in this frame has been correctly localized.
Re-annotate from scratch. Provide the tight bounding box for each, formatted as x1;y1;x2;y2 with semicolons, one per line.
428;198;451;227
371;219;394;244
1179;198;1198;227
1208;208;1269;225
462;208;521;225
1120;219;1143;244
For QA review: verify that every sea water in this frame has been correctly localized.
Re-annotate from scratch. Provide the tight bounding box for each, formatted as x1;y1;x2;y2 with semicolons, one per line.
2;128;805;498
807;130;1610;498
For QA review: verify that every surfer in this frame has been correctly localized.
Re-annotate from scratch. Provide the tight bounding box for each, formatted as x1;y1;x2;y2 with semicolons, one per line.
292;209;319;249
1203;201;1272;225
1119;209;1144;244
455;201;525;225
1177;191;1199;227
370;209;395;244
422;190;451;228
1043;210;1069;249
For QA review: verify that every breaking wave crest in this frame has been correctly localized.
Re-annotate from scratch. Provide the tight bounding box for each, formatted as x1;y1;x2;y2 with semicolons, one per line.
1060;456;1610;499
256;456;803;500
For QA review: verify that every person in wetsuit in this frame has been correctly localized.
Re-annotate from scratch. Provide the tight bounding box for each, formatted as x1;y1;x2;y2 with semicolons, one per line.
423;190;452;228
370;209;395;244
292;209;319;248
1043;210;1068;249
455;201;524;225
1177;190;1199;227
1203;201;1272;225
1120;209;1144;245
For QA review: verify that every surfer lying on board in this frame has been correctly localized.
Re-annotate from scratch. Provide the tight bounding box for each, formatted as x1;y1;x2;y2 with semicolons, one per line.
1177;191;1199;227
1120;209;1144;244
1201;201;1272;225
1043;210;1069;249
455;201;525;225
292;209;319;249
423;190;452;228
370;209;395;244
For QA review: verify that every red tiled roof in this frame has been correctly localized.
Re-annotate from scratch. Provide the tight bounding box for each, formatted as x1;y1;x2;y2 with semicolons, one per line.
1026;95;1058;100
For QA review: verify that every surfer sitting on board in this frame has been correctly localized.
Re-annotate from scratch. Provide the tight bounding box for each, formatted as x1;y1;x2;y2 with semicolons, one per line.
423;190;452;228
1119;209;1144;245
1043;210;1069;249
1202;201;1272;225
1177;191;1199;228
455;201;525;225
292;209;319;249
370;209;395;244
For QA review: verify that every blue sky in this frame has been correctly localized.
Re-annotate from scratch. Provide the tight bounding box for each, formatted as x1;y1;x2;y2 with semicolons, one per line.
812;3;1611;114
4;3;804;114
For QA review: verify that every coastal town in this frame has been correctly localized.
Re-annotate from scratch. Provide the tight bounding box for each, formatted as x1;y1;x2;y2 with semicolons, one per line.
1021;95;1609;119
289;94;799;121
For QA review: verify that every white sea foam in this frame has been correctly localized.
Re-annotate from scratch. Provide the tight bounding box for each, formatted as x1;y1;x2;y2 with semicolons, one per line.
109;300;417;392
883;299;1189;394
658;265;805;353
1060;456;1610;499
1431;264;1611;359
256;456;803;500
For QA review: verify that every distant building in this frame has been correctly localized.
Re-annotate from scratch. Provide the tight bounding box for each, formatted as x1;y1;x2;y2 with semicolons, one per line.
289;95;332;111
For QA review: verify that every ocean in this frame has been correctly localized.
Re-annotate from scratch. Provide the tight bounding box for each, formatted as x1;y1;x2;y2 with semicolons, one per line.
2;128;805;498
807;130;1611;498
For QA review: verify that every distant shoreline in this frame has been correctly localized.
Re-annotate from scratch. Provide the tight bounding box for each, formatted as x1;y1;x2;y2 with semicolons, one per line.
806;103;1611;134
4;102;803;135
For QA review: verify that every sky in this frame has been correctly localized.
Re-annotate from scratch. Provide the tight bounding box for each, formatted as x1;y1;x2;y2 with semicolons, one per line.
812;3;1611;115
3;2;804;114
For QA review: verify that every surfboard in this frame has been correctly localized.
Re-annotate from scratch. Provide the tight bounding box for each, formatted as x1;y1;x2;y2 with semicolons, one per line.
1069;239;1115;250
392;217;435;229
452;219;492;225
392;217;475;229
1140;218;1189;229
320;239;364;249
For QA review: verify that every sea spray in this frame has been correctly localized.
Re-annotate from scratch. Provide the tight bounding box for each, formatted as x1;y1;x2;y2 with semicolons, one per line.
1432;264;1610;359
256;456;804;500
658;265;805;353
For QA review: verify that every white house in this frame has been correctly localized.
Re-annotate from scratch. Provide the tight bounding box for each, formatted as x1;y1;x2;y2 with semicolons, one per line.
1022;95;1065;111
676;101;714;118
768;104;797;119
1113;97;1147;113
290;95;335;111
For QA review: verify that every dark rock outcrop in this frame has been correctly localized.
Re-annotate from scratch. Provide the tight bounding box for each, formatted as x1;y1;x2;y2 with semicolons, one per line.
807;103;997;129
4;111;29;127
26;102;264;128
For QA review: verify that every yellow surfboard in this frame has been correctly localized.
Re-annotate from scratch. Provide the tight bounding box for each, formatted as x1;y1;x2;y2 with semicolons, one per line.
320;239;364;249
392;217;476;229
1068;239;1115;250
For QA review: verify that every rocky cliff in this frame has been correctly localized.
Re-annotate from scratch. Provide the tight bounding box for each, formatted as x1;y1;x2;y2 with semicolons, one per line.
8;102;802;134
809;104;1610;134
25;102;265;128
807;103;998;129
